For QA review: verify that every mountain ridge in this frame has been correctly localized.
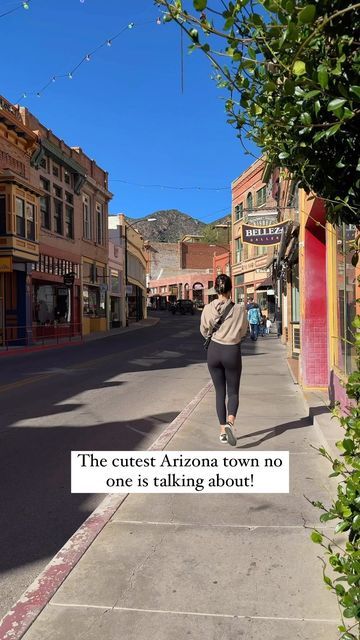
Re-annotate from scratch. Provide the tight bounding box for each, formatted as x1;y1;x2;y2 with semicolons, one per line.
123;209;231;243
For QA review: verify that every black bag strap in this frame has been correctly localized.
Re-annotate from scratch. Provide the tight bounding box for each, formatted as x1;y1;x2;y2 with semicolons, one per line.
208;302;234;339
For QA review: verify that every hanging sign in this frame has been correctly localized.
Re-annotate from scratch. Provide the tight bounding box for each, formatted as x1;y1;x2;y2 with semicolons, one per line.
0;256;12;272
63;271;76;286
241;220;289;246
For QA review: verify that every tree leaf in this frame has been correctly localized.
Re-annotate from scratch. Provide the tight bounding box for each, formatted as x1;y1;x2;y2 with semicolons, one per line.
326;123;341;137
193;0;207;10
328;98;347;112
311;531;323;543
317;65;329;89
293;60;306;76
350;85;360;99
298;5;316;23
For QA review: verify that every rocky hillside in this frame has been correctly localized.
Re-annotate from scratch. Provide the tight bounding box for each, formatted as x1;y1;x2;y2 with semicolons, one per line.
127;209;230;243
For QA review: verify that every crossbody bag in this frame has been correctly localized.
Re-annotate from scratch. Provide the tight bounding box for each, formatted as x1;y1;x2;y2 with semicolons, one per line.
203;302;235;350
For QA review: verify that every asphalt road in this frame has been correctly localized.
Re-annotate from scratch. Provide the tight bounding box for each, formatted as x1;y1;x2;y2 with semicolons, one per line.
0;311;210;619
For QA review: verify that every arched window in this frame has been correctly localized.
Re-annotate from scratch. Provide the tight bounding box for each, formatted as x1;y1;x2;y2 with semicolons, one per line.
246;192;253;210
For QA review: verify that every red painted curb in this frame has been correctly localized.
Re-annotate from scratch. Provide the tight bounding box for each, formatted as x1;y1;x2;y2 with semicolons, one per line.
0;380;212;640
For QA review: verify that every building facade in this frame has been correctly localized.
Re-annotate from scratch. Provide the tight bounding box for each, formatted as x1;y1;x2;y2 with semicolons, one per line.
109;214;147;324
0;96;41;346
231;158;278;316
19;107;112;339
108;239;125;329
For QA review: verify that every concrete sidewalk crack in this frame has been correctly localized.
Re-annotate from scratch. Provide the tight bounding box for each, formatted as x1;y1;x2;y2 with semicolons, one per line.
111;530;170;610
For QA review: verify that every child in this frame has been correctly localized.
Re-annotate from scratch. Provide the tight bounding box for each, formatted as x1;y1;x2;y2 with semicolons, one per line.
266;318;272;335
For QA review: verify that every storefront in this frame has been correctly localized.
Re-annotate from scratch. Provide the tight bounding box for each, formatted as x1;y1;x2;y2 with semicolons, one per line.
127;283;144;323
109;268;122;328
82;258;107;334
31;254;81;340
328;223;359;405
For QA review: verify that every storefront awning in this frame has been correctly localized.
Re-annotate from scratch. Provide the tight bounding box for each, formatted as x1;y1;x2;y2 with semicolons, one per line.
256;277;273;291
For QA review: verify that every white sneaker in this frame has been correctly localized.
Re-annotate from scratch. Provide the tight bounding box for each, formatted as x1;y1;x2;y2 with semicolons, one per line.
225;422;236;446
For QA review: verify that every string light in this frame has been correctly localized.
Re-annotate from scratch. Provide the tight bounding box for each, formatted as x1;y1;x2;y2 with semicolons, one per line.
15;17;162;104
109;178;229;192
0;0;31;19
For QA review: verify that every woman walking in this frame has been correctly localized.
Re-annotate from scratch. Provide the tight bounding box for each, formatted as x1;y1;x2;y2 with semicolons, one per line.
200;274;248;446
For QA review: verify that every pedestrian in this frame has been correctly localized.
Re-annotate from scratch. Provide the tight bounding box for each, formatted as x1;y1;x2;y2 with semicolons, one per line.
200;274;248;446
246;297;259;311
259;313;266;337
266;317;272;335
248;303;261;341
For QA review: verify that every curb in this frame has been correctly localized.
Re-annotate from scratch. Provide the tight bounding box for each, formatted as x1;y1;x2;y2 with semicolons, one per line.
0;380;212;640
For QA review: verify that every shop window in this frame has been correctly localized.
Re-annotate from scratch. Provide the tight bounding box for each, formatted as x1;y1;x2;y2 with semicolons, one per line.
65;205;74;239
291;263;300;322
54;199;63;235
96;202;104;244
33;284;71;324
83;194;91;240
83;285;106;317
336;225;358;375
256;186;266;207
65;192;73;205
16;197;25;237
40;195;51;230
0;195;5;234
256;245;267;257
26;203;35;240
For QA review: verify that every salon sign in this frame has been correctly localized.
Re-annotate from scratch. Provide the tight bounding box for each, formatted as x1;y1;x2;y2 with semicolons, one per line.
241;220;289;246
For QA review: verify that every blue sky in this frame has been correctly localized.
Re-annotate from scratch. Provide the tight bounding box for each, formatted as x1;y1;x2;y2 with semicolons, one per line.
2;0;258;222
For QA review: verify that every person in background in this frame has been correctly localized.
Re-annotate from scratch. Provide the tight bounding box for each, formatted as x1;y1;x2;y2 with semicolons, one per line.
246;297;259;311
200;274;248;446
248;304;262;341
266;317;272;335
259;313;266;337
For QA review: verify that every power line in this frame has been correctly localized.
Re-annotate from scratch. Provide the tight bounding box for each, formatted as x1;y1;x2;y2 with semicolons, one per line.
109;178;229;192
14;17;160;103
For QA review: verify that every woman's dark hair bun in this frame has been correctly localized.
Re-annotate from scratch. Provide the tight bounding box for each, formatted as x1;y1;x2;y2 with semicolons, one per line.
215;274;232;295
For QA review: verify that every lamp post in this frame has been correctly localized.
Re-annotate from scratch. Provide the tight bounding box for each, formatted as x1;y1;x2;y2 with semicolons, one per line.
124;217;156;325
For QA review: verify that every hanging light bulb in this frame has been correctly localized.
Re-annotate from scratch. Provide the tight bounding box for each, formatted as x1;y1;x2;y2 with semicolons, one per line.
156;17;161;25
106;39;112;47
36;92;41;98
52;76;56;83
22;93;27;99
128;22;134;29
22;1;30;9
85;54;91;62
68;72;73;80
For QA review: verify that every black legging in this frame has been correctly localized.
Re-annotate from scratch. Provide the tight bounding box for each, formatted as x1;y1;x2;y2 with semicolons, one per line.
207;341;242;425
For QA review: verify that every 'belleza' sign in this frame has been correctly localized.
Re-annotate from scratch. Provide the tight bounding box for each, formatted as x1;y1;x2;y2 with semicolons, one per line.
241;221;288;246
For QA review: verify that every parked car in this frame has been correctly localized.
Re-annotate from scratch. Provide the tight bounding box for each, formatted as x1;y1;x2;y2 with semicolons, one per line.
170;299;195;315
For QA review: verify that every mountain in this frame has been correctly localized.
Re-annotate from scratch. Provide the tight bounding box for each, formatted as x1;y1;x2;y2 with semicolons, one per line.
127;209;230;243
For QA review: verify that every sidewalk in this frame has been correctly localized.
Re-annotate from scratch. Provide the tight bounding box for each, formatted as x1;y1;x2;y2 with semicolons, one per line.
2;337;340;640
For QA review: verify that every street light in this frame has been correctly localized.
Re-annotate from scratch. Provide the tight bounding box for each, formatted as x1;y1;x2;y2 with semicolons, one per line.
124;217;156;325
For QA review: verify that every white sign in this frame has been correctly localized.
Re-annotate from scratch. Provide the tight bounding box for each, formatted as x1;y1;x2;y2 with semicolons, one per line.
71;451;289;494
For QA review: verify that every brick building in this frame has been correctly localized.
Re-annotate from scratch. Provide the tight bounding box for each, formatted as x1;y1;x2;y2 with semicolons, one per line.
148;240;226;306
231;158;278;315
19;107;112;338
